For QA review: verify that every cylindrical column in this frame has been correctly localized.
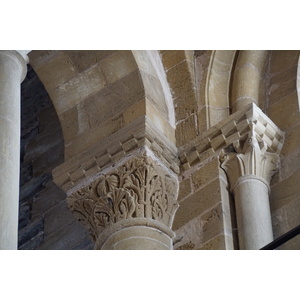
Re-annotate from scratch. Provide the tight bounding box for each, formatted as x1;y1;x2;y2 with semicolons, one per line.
221;130;282;250
0;51;28;249
233;176;273;250
95;219;175;250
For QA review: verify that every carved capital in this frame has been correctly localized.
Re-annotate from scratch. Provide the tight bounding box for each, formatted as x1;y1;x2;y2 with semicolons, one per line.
221;130;279;192
67;153;179;242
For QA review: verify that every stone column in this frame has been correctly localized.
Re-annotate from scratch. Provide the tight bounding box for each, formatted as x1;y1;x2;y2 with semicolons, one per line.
0;51;28;249
67;153;179;250
221;131;279;250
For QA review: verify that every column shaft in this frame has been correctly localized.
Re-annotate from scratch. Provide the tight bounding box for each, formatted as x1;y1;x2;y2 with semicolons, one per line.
234;177;273;250
0;51;27;249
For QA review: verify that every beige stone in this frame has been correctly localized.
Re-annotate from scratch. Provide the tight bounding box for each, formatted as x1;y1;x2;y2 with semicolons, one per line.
166;60;196;100
176;114;198;147
272;197;300;239
221;127;283;249
268;75;297;106
146;100;176;144
199;234;227;250
66;153;179;249
208;107;230;128
267;91;300;131
201;204;225;244
173;178;223;230
178;178;192;201
65;50;117;73
174;90;198;122
14;50;300;251
100;51;138;85
59;106;79;144
269;50;300;75
123;100;146;126
231;50;268;112
32;52;77;92
28;50;62;68
102;226;171;250
53;64;107;115
270;168;300;211
191;157;220;191
173;213;202;250
160;50;186;71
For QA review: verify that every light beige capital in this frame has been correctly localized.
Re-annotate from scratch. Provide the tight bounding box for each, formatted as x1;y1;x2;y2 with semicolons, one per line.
221;132;279;192
67;152;179;249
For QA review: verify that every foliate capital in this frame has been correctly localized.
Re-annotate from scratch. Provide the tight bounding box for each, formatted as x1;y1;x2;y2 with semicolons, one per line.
67;152;179;242
220;129;280;192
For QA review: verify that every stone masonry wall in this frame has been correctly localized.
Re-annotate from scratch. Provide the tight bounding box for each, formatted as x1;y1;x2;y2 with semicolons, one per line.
173;156;236;250
18;65;92;250
266;51;300;250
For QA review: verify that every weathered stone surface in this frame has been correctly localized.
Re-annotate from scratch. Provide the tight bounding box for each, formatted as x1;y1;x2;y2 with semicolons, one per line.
268;68;297;106
67;153;179;246
199;234;229;250
270;169;300;211
174;90;197;122
100;50;138;85
173;178;223;230
176;114;198;147
16;50;300;251
269;50;300;75
18;217;44;248
160;50;187;70
29;51;77;91
266;91;299;131
191;157;220;191
19;65;91;250
65;50;117;73
178;178;192;201
272;197;300;240
173;214;202;250
200;204;224;244
38;221;93;250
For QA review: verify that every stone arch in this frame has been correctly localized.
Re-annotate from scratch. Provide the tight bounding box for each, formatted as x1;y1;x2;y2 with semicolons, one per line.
28;50;177;160
206;50;236;127
265;50;300;134
158;50;197;147
132;50;175;128
230;50;269;112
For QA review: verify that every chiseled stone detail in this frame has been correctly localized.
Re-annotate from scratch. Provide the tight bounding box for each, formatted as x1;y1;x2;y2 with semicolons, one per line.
219;107;284;250
52;116;179;192
220;130;280;191
180;103;284;172
67;154;179;243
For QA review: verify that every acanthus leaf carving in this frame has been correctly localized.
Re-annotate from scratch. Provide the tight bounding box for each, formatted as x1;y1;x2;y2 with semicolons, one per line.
67;155;179;242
